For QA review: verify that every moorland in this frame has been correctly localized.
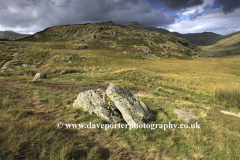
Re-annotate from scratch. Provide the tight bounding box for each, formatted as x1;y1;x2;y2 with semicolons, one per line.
0;21;240;159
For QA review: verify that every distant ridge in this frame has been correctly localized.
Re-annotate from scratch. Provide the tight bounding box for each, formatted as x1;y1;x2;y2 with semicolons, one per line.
199;30;240;56
124;22;221;46
0;31;30;40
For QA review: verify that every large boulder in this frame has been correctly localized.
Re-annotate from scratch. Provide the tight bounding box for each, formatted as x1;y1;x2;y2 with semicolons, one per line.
73;88;122;123
73;83;156;125
106;83;156;125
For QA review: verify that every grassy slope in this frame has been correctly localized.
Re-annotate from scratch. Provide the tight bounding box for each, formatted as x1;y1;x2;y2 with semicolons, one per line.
19;22;209;57
0;24;240;159
199;30;240;56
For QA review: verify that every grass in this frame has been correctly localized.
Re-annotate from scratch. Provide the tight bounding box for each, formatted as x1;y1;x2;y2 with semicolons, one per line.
0;34;240;159
200;30;240;56
214;86;240;109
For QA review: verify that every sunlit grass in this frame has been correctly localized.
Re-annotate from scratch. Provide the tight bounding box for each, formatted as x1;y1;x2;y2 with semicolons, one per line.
0;40;240;159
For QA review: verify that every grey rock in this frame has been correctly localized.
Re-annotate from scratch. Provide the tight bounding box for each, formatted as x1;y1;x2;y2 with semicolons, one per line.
60;70;67;74
10;62;19;66
144;50;152;55
33;73;47;81
77;45;87;49
80;56;89;59
105;30;116;35
90;35;96;39
61;59;68;62
73;83;156;125
73;88;122;123
36;62;43;65
22;64;28;67
106;83;156;125
163;54;170;58
174;109;198;123
31;65;37;68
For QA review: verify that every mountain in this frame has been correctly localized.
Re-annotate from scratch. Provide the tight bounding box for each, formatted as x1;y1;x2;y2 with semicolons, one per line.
124;22;221;46
124;22;240;56
19;21;208;58
0;31;30;40
199;30;240;56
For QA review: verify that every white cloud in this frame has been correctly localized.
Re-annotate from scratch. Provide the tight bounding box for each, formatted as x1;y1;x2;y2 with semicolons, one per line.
167;8;240;35
181;0;215;16
0;24;40;34
8;7;19;13
182;9;196;16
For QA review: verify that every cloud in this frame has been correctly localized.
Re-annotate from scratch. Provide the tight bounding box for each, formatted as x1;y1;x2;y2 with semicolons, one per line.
181;0;215;16
0;0;176;34
214;0;240;14
153;0;204;10
166;7;240;35
0;0;239;35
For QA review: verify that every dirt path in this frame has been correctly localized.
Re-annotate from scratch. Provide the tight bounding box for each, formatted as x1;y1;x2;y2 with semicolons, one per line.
0;52;18;72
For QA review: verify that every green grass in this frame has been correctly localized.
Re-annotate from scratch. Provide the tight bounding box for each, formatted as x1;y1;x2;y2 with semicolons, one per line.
0;28;240;159
200;30;240;56
214;86;240;109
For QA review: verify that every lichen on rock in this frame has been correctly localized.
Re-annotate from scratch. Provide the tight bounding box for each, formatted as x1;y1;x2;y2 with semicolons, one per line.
73;88;122;123
73;83;156;125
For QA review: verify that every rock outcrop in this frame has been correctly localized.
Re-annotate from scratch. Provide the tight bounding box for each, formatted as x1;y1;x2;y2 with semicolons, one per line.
73;83;156;125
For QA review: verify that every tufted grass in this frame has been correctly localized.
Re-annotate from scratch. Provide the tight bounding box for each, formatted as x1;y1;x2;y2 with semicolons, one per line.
0;40;240;159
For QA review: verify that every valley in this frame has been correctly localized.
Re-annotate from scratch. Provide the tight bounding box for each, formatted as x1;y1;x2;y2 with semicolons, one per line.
0;22;239;159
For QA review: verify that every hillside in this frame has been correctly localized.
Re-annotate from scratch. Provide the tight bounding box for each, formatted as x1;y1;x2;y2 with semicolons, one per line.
20;21;208;58
124;22;221;46
0;31;30;40
0;21;240;159
199;30;240;56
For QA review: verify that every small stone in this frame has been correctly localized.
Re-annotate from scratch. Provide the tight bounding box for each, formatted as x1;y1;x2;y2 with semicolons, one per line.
77;45;87;50
36;62;43;65
33;73;47;81
60;70;66;74
174;109;198;123
80;56;88;59
10;62;19;66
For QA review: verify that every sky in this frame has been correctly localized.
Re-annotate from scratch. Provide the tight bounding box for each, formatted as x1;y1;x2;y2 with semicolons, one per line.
0;0;240;35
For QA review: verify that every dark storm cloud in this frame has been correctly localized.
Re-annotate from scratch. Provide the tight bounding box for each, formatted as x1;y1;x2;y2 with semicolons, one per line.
153;0;204;10
0;0;177;33
214;0;240;14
